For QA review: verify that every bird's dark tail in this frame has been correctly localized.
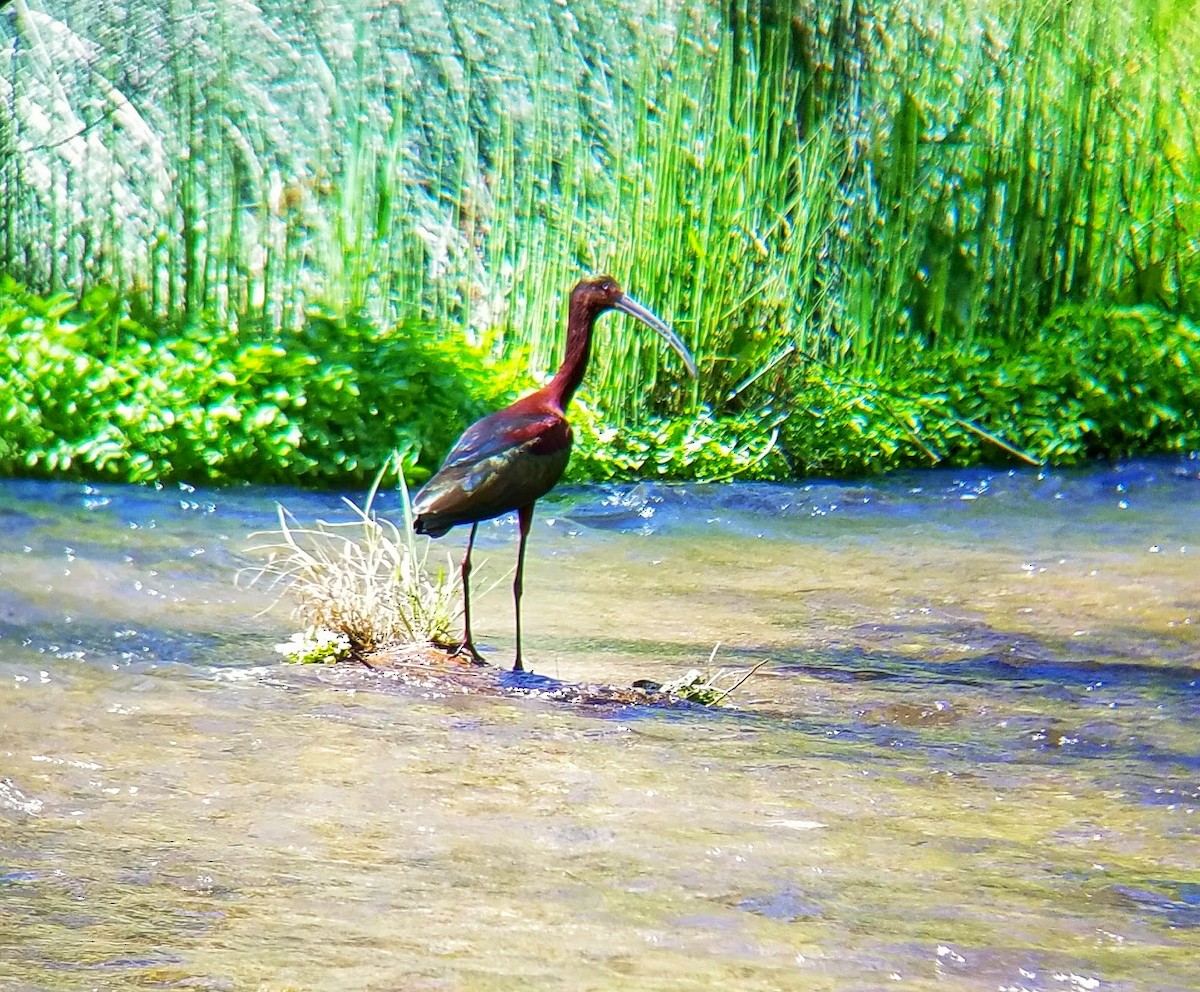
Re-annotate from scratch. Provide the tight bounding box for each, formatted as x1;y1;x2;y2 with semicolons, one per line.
413;515;451;538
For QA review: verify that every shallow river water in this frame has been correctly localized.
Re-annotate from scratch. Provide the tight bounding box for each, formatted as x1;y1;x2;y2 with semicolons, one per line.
1;459;1197;991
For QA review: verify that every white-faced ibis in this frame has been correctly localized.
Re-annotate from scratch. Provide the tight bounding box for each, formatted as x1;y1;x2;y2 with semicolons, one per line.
412;276;697;671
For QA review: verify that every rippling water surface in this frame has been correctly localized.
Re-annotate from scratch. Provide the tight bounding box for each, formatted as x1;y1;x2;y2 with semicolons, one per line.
1;459;1197;991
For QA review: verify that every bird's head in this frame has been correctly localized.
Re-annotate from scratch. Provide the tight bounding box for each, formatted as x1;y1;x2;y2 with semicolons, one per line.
570;275;698;378
570;275;626;313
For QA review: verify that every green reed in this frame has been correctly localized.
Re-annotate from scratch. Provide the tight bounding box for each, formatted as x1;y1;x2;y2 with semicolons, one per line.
0;0;1196;444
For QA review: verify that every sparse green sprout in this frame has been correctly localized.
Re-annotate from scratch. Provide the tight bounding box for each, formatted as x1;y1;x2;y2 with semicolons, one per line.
241;456;458;657
660;669;728;706
275;626;352;665
659;646;770;706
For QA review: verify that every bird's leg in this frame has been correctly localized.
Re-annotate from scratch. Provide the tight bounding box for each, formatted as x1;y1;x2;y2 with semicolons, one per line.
457;523;484;663
512;504;534;672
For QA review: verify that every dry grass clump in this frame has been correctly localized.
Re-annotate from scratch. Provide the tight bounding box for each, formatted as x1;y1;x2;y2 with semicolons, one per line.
241;465;457;658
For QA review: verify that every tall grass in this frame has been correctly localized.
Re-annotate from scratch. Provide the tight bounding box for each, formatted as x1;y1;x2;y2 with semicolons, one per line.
1;0;1197;433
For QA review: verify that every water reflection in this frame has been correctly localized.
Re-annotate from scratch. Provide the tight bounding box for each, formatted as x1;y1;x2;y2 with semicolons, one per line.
0;458;1197;990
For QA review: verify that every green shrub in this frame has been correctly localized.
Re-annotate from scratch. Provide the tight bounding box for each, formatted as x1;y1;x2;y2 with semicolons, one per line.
569;401;789;482
955;306;1200;464
0;278;520;486
771;305;1200;478
1;278;1195;486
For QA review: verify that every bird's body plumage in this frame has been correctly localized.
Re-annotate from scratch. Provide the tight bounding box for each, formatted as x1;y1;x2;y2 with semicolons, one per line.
412;397;571;537
411;276;695;670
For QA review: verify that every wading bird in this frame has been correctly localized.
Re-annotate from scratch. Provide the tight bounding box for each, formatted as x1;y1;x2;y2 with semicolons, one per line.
413;276;697;671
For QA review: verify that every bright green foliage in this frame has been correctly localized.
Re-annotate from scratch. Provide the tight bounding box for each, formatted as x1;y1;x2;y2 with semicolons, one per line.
951;307;1200;465
779;307;1200;477
0;278;1195;483
569;402;790;482
274;627;353;665
0;278;519;485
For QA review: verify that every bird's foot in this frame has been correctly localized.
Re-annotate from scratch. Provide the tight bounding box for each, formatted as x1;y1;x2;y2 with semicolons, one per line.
453;640;487;666
512;657;525;673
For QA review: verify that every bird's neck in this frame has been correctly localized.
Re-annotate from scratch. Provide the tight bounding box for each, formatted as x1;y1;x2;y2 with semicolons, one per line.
544;299;596;410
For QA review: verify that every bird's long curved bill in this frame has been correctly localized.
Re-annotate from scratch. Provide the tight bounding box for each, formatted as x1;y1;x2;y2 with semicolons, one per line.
614;294;698;378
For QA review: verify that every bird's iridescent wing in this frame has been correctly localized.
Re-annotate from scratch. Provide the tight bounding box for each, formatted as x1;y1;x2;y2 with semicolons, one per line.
413;409;571;534
437;408;551;470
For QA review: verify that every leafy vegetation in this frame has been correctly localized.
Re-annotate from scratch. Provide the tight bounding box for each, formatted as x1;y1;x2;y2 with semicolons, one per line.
0;0;1196;485
951;306;1200;465
274;626;353;665
0;277;1196;484
0;277;519;484
652;648;771;706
